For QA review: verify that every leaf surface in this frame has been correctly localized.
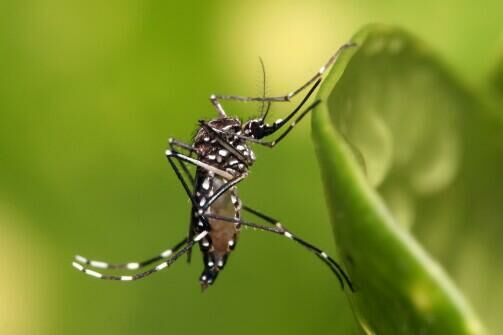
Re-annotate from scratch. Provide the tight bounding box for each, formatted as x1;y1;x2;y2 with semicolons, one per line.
312;24;486;334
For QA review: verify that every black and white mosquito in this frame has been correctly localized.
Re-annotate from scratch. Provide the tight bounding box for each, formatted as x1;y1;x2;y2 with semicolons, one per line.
73;43;355;291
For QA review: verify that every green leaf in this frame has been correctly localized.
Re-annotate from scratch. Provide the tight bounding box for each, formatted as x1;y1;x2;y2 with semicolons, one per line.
312;24;486;334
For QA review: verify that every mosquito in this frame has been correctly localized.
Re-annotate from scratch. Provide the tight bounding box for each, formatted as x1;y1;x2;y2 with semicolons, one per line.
73;43;355;291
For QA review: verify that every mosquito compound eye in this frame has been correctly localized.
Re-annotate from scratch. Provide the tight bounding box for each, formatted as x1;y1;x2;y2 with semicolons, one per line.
243;120;263;138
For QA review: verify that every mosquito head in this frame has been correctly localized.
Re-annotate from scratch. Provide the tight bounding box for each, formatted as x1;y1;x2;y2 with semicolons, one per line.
244;115;282;140
243;118;267;139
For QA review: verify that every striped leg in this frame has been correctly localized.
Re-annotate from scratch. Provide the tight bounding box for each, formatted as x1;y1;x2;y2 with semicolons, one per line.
210;43;355;105
74;238;187;271
204;213;354;291
72;231;208;281
242;205;353;289
242;205;284;229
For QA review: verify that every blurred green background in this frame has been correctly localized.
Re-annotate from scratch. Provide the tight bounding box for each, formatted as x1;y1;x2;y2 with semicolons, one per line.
0;1;502;334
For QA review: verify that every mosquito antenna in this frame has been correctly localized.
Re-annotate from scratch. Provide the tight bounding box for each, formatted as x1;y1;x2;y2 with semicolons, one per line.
258;57;269;120
262;101;271;122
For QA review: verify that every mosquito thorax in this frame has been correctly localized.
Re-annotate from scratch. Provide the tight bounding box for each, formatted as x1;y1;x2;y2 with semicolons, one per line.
193;117;256;172
195;117;241;144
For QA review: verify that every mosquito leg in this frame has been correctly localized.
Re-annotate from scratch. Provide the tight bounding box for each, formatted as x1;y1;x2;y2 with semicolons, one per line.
72;148;203;274
166;150;234;180
73;144;202;274
166;152;199;207
74;238;188;271
168;138;196;184
242;205;283;229
169;138;196;153
204;213;354;291
72;231;209;281
166;150;216;233
166;140;198;263
210;94;227;117
242;205;351;288
209;43;355;106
